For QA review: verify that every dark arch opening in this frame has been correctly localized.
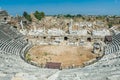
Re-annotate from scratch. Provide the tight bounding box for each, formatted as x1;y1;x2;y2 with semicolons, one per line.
76;39;78;41
4;17;7;21
64;37;68;41
87;37;91;42
43;37;46;39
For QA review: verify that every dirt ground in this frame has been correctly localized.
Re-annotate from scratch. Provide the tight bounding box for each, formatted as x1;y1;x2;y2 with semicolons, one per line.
27;45;97;68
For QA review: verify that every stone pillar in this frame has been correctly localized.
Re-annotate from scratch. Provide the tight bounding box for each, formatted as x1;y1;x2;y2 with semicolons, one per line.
69;19;73;34
20;20;24;30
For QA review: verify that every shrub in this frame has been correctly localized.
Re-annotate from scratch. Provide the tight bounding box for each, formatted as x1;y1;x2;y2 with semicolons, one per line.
23;11;32;21
34;11;45;20
108;23;113;28
26;54;31;62
44;52;49;56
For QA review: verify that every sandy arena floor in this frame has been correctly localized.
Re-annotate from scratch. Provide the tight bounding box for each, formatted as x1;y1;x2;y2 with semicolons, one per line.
27;45;97;68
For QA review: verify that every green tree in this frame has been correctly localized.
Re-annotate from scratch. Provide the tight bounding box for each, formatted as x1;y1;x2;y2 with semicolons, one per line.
23;11;32;21
34;11;45;20
108;23;113;28
64;14;74;18
40;12;45;18
76;14;82;17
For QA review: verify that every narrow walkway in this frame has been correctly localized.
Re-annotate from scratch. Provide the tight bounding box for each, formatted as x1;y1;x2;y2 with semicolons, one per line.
47;71;61;80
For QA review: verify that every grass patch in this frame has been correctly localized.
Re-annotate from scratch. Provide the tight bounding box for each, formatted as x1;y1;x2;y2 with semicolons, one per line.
43;52;49;56
79;54;83;56
26;54;31;62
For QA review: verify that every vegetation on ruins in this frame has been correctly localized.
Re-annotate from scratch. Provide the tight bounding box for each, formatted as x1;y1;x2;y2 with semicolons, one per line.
23;11;32;21
26;54;31;62
43;52;50;56
64;14;74;18
34;11;45;20
108;22;113;28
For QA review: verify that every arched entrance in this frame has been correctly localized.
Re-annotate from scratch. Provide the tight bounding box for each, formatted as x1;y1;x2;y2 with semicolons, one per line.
87;37;91;42
64;37;68;41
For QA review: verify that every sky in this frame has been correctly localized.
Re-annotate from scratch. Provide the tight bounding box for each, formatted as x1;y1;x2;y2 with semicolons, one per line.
0;0;120;16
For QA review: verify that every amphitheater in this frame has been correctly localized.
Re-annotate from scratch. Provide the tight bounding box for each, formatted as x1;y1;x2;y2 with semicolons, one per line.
0;11;120;80
0;23;120;80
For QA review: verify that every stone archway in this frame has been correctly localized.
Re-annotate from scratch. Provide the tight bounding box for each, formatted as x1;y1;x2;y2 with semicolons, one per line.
64;37;68;41
87;37;91;42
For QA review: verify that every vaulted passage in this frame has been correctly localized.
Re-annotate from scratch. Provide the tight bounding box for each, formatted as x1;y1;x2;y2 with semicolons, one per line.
64;37;68;41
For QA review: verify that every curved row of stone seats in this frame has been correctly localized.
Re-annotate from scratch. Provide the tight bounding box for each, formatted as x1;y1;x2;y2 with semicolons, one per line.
0;26;28;55
105;33;120;54
16;37;28;44
56;34;120;80
0;24;22;39
0;25;59;80
0;30;11;40
0;50;58;80
105;41;119;54
57;51;120;80
0;38;27;55
1;23;120;80
9;26;22;36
